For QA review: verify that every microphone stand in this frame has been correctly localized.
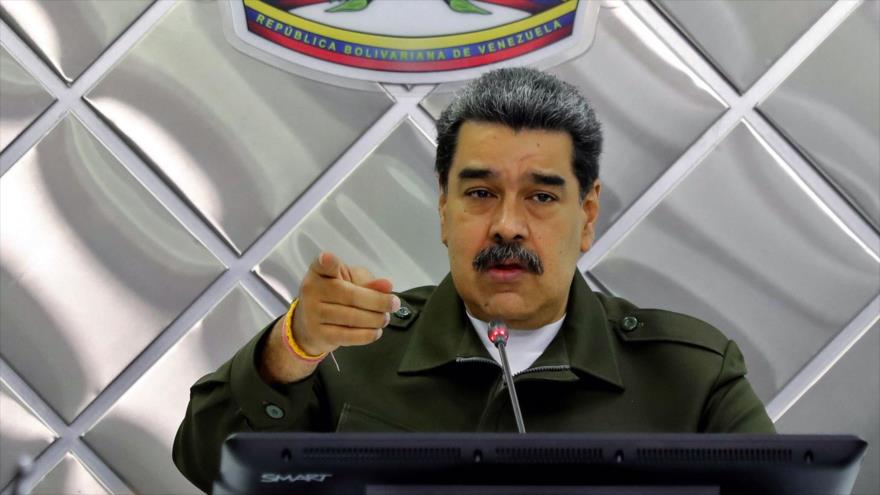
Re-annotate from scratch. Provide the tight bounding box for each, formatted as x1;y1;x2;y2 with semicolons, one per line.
488;321;526;433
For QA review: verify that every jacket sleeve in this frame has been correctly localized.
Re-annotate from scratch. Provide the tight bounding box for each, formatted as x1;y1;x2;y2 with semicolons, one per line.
700;340;776;433
172;317;330;492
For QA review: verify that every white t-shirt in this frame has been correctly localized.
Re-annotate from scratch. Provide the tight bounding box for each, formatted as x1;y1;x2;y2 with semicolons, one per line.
467;312;565;375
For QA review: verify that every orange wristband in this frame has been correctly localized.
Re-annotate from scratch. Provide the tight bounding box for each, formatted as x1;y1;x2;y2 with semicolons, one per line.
284;299;327;362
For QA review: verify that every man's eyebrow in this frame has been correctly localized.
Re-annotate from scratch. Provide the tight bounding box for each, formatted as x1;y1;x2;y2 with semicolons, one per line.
531;172;565;187
458;167;496;181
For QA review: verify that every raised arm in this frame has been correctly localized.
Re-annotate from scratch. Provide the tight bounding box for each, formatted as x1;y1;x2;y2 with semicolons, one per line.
172;252;399;491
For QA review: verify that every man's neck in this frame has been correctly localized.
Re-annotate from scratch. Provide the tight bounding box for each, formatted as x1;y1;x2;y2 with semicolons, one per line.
462;302;567;330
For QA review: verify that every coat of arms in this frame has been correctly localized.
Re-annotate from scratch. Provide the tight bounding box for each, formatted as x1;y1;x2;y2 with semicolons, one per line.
222;0;599;86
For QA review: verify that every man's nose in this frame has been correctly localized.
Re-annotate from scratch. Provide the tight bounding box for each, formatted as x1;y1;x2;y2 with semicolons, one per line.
490;195;527;243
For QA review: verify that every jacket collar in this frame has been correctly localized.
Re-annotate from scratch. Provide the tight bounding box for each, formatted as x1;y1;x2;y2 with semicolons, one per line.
397;272;624;390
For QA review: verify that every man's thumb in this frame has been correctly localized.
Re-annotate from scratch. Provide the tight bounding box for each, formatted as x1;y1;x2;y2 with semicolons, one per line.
312;251;343;278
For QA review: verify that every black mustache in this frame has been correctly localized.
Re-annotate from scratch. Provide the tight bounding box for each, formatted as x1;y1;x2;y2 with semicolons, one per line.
472;243;544;275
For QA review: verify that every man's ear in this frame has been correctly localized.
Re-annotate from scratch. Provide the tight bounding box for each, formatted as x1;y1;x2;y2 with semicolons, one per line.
438;189;448;246
580;180;601;252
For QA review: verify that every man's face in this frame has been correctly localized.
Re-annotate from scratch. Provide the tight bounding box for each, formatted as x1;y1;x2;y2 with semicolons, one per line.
439;121;600;329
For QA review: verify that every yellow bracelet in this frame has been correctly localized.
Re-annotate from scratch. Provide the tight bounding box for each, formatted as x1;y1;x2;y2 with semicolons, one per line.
284;299;328;362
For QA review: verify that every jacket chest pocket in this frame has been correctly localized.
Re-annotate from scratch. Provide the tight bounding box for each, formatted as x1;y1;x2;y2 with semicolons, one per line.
335;403;417;432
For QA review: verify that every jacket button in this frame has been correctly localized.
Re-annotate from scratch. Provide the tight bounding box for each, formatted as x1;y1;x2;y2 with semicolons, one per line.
621;316;639;332
394;306;412;319
265;404;285;419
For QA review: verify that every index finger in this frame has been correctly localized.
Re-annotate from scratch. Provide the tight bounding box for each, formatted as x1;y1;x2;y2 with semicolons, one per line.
327;278;401;314
350;266;394;294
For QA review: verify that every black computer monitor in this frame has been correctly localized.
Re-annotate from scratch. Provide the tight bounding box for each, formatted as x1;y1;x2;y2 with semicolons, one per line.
213;432;866;494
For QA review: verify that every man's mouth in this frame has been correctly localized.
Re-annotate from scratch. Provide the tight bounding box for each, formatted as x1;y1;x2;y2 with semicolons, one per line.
486;260;527;282
472;242;544;277
491;259;524;270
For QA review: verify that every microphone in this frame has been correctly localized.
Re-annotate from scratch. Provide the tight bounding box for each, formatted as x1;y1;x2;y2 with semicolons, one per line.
488;320;526;433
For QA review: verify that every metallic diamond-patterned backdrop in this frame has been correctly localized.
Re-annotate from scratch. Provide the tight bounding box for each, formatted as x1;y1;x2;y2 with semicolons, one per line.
29;454;108;495
0;381;54;488
654;0;834;92
759;1;880;230
84;284;273;494
0;0;877;493
0;44;52;152
256;120;447;301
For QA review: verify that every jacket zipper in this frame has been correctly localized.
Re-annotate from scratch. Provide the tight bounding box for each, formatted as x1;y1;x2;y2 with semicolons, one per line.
514;364;570;377
455;357;571;378
460;358;571;431
455;356;498;367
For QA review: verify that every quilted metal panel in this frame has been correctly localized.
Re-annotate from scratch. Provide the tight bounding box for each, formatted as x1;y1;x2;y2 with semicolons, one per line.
0;45;53;152
0;381;55;488
759;1;880;228
654;0;833;91
590;124;880;402
0;0;153;82
256;119;447;301
30;454;108;495
0;116;224;421
84;285;272;495
85;0;394;252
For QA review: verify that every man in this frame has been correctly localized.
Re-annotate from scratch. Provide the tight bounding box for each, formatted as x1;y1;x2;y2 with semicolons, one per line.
173;68;774;491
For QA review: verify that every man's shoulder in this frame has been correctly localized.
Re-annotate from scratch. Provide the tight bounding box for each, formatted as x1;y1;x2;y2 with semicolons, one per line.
397;284;436;305
386;284;436;329
594;292;731;357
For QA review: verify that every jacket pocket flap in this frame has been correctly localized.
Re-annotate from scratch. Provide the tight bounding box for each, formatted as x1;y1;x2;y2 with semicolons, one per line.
335;403;417;432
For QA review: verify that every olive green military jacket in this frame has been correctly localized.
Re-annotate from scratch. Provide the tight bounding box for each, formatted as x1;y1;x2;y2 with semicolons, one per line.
173;273;774;492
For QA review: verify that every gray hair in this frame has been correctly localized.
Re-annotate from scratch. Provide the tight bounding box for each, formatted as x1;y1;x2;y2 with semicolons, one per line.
435;67;602;199
472;241;544;275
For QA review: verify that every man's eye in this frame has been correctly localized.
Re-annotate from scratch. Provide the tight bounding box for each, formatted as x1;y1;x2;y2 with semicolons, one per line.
532;193;556;203
467;189;493;199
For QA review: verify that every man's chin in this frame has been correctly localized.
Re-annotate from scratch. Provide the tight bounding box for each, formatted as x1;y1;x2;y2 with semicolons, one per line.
473;292;532;323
